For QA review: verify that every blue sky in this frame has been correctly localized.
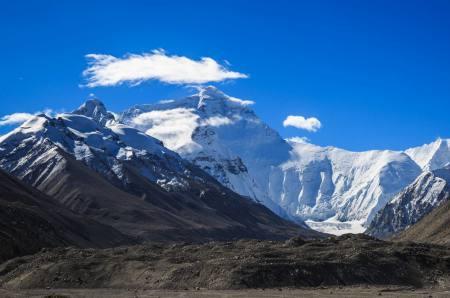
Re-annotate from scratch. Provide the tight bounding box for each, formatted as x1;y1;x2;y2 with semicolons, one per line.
1;0;449;151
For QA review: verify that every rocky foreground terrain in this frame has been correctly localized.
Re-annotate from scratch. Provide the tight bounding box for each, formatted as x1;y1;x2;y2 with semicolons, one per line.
1;286;450;298
0;234;449;294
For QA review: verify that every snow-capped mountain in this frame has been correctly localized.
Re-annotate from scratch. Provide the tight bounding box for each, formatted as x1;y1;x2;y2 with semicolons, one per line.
73;98;116;126
0;109;191;193
120;86;422;234
366;166;450;238
278;140;421;234
0;99;314;241
120;86;292;216
2;89;446;236
405;138;450;171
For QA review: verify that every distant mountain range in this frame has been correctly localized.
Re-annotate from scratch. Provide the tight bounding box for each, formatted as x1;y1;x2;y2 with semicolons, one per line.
0;96;318;256
118;86;450;235
0;86;449;248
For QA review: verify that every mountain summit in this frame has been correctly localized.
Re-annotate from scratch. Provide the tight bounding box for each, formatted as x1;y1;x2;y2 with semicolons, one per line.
74;98;116;125
0;100;314;242
120;87;422;234
405;138;450;171
1;88;446;236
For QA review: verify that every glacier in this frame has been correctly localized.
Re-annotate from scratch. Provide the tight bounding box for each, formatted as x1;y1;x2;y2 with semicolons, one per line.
2;88;448;235
119;86;425;234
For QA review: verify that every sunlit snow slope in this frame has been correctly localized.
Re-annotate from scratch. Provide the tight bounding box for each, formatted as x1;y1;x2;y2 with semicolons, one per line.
120;87;423;234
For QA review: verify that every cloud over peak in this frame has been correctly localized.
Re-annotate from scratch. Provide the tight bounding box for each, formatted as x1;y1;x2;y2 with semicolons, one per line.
283;115;322;132
0;113;35;126
0;109;54;127
82;49;248;87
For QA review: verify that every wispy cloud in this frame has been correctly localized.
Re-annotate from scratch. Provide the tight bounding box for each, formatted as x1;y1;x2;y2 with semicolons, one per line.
286;136;310;144
0;113;34;126
0;109;54;127
131;108;201;153
82;49;248;87
283;115;322;132
200;116;234;127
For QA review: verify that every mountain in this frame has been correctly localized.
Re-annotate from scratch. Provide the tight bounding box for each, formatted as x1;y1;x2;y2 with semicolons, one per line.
405;138;450;171
0;100;316;242
366;166;450;239
73;98;116;126
120;86;422;234
120;86;292;217
282;140;421;234
393;197;450;245
0;168;130;263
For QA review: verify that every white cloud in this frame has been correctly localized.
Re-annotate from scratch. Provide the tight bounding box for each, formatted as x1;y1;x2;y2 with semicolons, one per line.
286;136;310;144
283;115;322;132
228;96;255;106
0;113;34;126
0;109;54;127
200;116;234;127
82;49;248;87
158;99;175;104
131;108;201;153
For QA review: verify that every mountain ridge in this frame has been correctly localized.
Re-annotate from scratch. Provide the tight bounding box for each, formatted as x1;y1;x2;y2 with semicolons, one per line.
367;166;450;239
119;87;432;234
1;87;449;236
0;102;318;243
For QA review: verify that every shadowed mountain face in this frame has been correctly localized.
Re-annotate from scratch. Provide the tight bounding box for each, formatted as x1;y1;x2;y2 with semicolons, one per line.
394;198;450;245
0;101;320;244
0;169;131;263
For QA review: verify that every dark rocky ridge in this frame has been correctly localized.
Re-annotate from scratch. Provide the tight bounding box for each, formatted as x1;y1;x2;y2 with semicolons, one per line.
0;169;131;263
1;234;449;290
394;198;450;245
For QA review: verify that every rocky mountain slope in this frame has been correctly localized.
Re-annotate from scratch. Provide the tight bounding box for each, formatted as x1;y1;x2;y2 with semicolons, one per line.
366;166;450;239
0;101;317;242
0;168;130;263
394;197;450;245
119;87;423;234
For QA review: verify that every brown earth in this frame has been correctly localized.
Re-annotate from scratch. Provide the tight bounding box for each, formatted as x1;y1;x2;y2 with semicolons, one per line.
1;234;449;291
1;286;450;298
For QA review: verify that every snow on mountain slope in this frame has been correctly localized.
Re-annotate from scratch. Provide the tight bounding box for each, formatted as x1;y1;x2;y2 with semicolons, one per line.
0;100;316;241
120;87;422;234
0;111;189;192
405;138;450;171
73;98;116;126
366;166;450;239
120;86;291;216
272;139;421;234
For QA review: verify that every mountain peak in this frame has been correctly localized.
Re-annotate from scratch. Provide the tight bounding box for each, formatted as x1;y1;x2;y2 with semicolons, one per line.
191;86;254;115
405;138;450;171
74;99;115;126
